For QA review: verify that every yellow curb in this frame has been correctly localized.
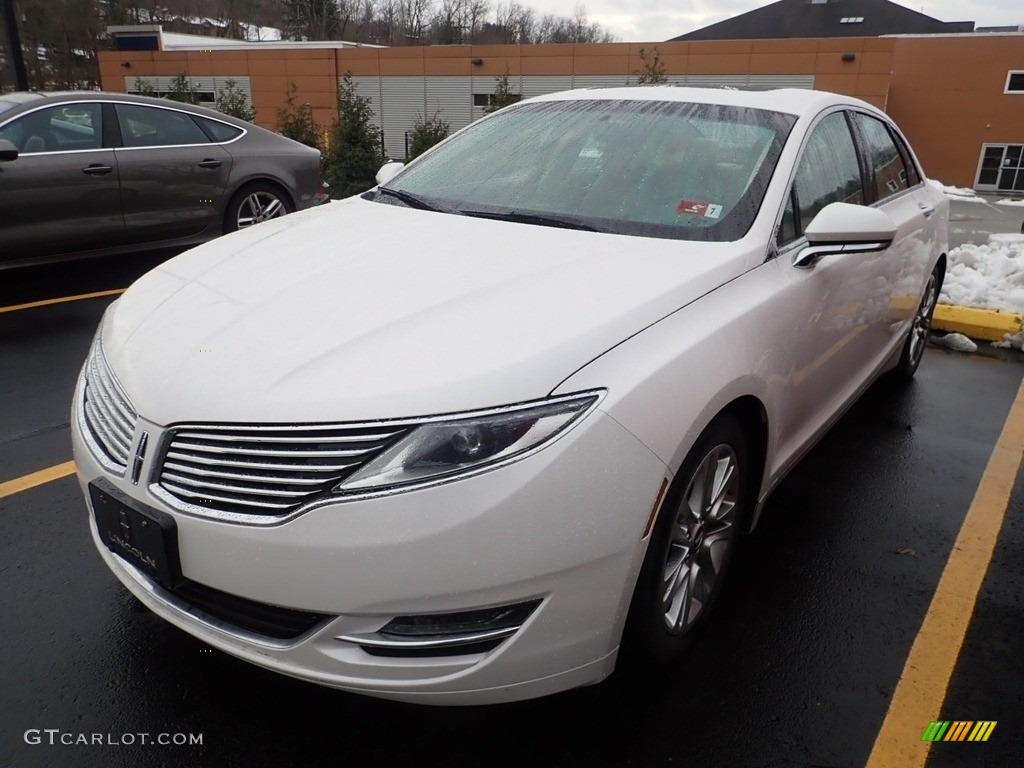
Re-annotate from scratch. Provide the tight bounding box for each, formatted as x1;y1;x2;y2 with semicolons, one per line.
932;304;1023;342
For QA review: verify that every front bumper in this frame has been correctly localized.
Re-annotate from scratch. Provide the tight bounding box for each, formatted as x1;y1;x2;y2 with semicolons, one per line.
72;384;668;704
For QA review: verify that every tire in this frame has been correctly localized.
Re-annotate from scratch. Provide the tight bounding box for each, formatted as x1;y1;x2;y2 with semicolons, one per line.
622;414;752;666
892;263;942;382
224;182;294;233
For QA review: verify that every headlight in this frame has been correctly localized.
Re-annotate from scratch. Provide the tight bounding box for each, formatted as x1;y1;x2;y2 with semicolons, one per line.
334;391;603;494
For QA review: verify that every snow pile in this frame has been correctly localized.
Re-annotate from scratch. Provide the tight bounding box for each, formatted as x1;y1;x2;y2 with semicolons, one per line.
992;331;1024;350
931;333;978;353
996;198;1024;207
937;183;986;202
941;234;1024;313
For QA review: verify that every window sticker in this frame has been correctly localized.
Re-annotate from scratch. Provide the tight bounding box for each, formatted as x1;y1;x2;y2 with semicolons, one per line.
676;200;723;219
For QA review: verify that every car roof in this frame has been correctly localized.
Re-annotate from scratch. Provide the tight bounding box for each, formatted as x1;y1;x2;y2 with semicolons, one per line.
0;90;250;127
526;86;880;118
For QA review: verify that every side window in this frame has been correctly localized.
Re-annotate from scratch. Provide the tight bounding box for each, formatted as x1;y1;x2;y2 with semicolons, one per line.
0;103;102;153
777;190;797;246
853;113;910;201
195;116;243;142
790;111;864;239
890;129;922;187
116;104;210;148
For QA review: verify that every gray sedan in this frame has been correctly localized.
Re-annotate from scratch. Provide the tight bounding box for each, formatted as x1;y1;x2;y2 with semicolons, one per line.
0;91;328;269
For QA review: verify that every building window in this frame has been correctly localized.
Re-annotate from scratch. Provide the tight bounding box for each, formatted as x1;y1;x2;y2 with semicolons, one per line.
473;93;521;108
1006;71;1024;93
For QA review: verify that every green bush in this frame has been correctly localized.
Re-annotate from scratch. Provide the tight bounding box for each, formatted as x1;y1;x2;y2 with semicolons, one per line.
323;73;385;198
407;112;450;160
483;72;521;114
635;48;668;86
167;73;201;105
275;83;321;149
215;79;255;122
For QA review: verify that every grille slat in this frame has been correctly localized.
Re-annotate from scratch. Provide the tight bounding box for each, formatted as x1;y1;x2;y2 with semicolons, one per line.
160;480;297;510
158;423;412;518
90;356;136;435
82;343;139;473
161;472;313;498
174;430;405;444
87;393;133;448
164;450;358;473
172;440;377;459
84;398;130;455
163;461;334;486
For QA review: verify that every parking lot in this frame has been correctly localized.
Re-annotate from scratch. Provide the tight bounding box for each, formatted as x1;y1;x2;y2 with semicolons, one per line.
2;233;1023;767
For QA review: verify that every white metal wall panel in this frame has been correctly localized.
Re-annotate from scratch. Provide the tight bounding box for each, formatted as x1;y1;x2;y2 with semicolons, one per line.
425;76;473;134
520;76;574;100
572;75;630;90
379;77;425;161
351;76;384;131
750;74;814;89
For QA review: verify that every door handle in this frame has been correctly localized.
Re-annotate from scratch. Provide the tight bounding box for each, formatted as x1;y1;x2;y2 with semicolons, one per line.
917;202;935;219
82;164;113;175
197;159;222;169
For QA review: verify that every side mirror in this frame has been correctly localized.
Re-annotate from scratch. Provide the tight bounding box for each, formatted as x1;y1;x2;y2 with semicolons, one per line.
793;202;897;268
375;161;405;187
0;139;19;162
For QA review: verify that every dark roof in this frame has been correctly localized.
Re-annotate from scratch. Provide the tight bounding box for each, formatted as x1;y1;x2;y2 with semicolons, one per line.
670;0;974;41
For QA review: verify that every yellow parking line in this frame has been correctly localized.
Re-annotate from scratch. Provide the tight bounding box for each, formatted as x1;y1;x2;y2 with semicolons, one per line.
0;289;125;315
0;461;77;499
865;377;1024;767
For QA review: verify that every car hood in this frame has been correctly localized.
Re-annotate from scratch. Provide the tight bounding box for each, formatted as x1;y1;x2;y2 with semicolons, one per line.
104;198;751;424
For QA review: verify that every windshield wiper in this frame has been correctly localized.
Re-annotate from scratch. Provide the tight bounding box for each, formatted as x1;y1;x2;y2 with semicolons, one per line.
376;186;461;215
458;209;604;232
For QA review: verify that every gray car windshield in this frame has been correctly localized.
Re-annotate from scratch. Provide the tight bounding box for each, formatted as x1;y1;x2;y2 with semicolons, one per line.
374;99;797;242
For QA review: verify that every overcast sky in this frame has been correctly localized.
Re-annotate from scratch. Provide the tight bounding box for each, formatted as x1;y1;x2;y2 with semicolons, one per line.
547;0;1024;42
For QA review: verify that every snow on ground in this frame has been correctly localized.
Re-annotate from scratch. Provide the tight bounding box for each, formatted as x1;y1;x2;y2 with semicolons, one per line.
996;198;1024;207
931;333;979;353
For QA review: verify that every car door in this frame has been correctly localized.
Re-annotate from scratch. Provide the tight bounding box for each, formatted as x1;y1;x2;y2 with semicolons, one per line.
0;101;124;262
768;109;888;466
848;110;940;348
112;102;233;243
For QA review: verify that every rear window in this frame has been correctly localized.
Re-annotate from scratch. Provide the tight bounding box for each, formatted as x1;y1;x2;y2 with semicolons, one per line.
379;99;797;243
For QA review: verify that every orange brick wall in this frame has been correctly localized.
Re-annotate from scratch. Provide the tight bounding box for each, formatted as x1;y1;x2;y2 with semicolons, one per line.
886;35;1024;187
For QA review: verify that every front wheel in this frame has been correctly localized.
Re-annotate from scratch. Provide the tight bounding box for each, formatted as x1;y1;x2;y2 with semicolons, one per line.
622;414;751;665
893;263;942;382
224;183;294;233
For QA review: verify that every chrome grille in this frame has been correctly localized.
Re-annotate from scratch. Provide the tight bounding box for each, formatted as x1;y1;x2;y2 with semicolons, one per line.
82;343;138;473
156;423;411;517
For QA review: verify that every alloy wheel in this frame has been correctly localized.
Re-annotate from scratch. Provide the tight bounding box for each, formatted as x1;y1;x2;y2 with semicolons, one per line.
661;444;739;635
908;272;938;369
237;191;286;228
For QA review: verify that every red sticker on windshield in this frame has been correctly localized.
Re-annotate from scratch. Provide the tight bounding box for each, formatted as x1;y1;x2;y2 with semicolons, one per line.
676;200;723;219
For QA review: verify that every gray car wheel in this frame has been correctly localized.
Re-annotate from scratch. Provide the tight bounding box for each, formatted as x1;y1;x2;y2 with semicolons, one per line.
225;183;294;233
893;263;942;382
622;414;751;665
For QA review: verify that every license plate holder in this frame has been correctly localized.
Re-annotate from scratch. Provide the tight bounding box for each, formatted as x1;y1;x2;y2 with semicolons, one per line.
90;479;183;589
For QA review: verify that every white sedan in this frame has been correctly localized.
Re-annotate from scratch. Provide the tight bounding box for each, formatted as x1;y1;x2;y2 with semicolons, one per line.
72;87;947;704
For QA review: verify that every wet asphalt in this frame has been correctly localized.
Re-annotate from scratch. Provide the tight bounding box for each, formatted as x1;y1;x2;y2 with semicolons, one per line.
2;248;1023;768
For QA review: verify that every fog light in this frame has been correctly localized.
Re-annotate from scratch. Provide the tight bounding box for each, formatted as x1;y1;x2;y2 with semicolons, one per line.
335;599;542;657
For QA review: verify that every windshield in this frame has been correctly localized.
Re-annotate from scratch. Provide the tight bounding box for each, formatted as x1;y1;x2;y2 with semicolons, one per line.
375;99;797;242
